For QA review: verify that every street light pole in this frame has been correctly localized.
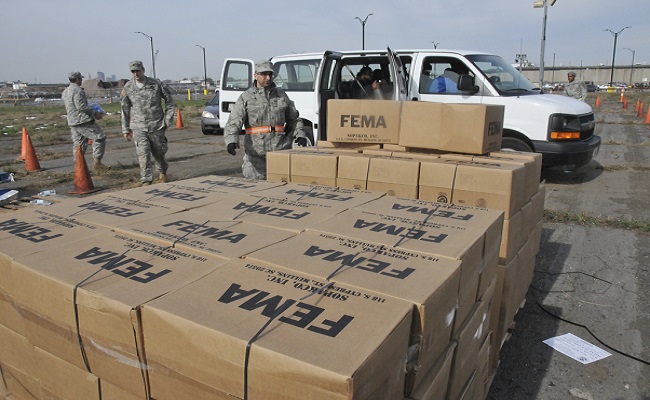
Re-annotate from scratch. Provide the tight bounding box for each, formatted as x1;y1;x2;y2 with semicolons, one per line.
196;44;207;95
623;47;635;86
552;52;556;83
135;31;156;79
354;13;373;50
605;26;631;87
533;0;557;87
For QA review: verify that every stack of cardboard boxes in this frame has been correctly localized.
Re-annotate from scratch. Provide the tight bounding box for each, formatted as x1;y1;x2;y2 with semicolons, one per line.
265;99;545;398
0;100;543;400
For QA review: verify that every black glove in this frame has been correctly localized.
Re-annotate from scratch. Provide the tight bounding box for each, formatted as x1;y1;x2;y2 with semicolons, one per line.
296;137;308;147
227;143;239;155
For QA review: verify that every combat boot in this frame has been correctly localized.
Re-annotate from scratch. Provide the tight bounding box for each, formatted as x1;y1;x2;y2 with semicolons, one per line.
158;173;168;183
93;159;109;173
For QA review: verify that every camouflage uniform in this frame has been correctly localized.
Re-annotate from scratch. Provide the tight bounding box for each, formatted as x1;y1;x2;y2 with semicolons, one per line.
121;76;175;184
224;83;306;179
565;80;587;101
62;80;106;161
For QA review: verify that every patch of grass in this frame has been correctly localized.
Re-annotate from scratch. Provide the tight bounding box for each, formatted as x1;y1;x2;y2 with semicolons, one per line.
544;210;650;234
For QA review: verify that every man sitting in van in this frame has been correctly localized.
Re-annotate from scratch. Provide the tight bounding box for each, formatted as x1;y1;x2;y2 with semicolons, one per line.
350;66;383;99
429;68;459;93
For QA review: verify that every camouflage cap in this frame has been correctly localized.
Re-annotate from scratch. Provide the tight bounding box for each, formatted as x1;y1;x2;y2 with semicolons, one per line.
255;60;274;73
68;71;83;80
129;60;144;71
567;71;577;77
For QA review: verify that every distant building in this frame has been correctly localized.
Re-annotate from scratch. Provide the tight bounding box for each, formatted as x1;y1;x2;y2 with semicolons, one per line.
97;72;105;81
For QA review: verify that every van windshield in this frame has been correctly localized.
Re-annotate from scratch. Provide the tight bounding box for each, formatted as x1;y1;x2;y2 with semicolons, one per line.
466;54;540;95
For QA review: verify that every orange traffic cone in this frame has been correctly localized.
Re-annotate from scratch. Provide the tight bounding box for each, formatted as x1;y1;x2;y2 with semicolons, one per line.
19;127;28;160
68;146;100;195
619;89;624;103
24;134;42;172
623;98;628;109
175;109;184;129
635;99;641;112
595;95;601;107
645;105;650;124
639;103;645;119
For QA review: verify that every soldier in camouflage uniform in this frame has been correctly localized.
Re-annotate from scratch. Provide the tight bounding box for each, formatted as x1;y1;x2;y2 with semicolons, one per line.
565;71;587;101
224;60;308;180
62;71;107;171
121;60;175;186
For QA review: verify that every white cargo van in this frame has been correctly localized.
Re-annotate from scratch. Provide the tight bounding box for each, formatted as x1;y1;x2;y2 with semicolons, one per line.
220;49;600;169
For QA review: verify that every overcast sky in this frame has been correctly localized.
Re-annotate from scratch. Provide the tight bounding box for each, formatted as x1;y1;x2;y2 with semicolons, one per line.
2;0;648;84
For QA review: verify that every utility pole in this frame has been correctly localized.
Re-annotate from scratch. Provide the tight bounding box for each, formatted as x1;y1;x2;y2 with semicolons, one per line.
533;0;557;87
196;44;207;95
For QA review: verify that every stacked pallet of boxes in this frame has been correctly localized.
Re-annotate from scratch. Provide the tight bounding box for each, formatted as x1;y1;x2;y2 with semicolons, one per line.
0;176;502;400
266;99;545;398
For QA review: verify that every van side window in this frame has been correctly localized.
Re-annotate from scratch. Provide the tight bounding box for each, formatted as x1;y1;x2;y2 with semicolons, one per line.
419;56;469;95
274;60;320;91
223;61;252;90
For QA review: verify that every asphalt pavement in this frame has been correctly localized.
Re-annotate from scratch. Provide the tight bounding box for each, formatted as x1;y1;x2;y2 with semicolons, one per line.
487;100;650;399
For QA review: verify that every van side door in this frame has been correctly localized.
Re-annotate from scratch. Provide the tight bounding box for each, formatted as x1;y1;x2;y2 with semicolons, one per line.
219;59;254;130
410;54;485;104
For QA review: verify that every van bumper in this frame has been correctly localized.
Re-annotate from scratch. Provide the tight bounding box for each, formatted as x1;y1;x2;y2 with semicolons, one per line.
533;135;601;169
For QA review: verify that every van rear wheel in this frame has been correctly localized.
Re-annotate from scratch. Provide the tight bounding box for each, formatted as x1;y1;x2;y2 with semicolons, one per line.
501;137;533;152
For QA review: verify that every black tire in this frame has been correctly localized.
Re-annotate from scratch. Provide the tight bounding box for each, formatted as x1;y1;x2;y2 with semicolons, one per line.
202;128;213;135
501;137;533;152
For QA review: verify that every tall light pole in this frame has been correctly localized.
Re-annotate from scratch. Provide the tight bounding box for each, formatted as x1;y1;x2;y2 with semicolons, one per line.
623;47;635;86
354;13;373;50
605;26;631;86
533;0;557;87
552;52;556;83
135;31;156;79
196;44;207;95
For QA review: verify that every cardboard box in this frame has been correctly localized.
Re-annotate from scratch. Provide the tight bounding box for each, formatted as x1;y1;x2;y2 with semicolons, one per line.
35;346;100;400
399;103;504;154
101;380;144;400
195;193;349;233
417;159;457;204
246;231;461;393
366;156;420;198
254;182;383;209
447;285;493;400
266;150;291;183
142;259;413;400
289;151;339;186
11;232;229;398
114;211;296;260
500;209;525;264
493;256;518;351
41;193;184;230
451;159;527;219
337;154;372;190
407;343;456;400
327;100;401;144
531;182;546;224
110;178;241;211
315;141;381;150
0;362;41;400
490;150;542;201
176;175;285;194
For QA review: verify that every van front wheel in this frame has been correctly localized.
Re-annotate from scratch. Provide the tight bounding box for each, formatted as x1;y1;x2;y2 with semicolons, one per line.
501;137;533;152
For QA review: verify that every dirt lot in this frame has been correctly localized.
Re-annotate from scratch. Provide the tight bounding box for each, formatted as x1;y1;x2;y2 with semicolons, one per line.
1;92;649;399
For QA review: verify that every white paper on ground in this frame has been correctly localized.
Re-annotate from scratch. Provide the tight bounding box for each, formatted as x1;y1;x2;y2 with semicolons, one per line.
543;333;611;364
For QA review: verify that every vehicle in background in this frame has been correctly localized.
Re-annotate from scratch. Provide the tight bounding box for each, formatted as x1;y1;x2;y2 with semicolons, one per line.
200;92;222;135
220;48;600;169
585;83;598;92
